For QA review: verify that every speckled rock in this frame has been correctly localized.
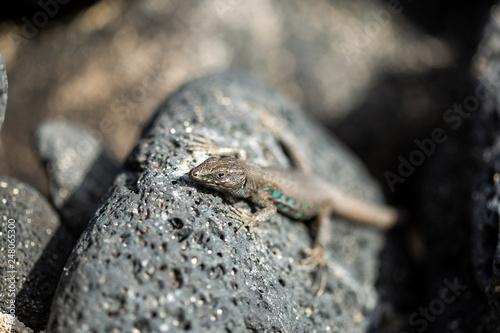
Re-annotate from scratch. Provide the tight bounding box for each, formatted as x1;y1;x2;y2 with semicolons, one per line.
48;72;388;332
34;120;120;236
0;50;7;139
471;4;500;327
0;313;34;333
0;176;74;332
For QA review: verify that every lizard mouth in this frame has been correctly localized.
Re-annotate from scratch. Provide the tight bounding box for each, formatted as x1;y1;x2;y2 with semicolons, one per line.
189;169;216;187
188;168;207;183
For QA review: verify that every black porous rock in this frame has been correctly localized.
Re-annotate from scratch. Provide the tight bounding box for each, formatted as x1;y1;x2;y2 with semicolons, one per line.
34;120;120;236
48;72;389;332
0;50;7;139
0;176;74;332
472;4;500;327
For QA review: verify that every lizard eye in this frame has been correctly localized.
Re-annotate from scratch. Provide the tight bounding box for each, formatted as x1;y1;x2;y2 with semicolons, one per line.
218;172;225;178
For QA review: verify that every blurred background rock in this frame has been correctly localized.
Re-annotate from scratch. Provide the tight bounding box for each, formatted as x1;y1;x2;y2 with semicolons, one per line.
0;0;491;197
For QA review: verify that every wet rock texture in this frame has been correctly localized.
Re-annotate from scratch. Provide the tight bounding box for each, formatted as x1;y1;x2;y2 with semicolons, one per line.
472;4;500;327
48;72;389;332
0;176;74;331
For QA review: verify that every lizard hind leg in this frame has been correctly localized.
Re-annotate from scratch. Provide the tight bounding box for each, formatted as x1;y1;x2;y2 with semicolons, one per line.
298;245;327;297
297;209;331;297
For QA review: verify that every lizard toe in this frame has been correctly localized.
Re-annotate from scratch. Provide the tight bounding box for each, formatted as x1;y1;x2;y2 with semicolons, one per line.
297;246;328;297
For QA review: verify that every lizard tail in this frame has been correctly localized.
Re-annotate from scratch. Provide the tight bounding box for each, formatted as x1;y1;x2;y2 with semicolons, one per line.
327;186;401;229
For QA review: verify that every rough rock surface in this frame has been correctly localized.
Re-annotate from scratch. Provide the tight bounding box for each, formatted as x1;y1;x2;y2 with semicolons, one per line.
0;50;6;139
48;72;389;332
0;176;74;331
35;120;120;236
471;4;500;327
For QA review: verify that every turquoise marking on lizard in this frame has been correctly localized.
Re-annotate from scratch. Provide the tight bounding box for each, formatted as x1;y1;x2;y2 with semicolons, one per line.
272;190;281;198
287;198;294;206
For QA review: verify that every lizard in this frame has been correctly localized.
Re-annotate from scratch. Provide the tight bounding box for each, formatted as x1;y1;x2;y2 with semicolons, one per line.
187;110;400;296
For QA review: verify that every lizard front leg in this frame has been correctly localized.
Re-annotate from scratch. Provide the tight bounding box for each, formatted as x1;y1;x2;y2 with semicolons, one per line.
226;203;277;235
252;104;313;173
187;135;247;159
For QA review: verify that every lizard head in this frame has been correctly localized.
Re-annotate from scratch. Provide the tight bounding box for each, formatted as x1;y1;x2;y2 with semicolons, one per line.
189;156;247;196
